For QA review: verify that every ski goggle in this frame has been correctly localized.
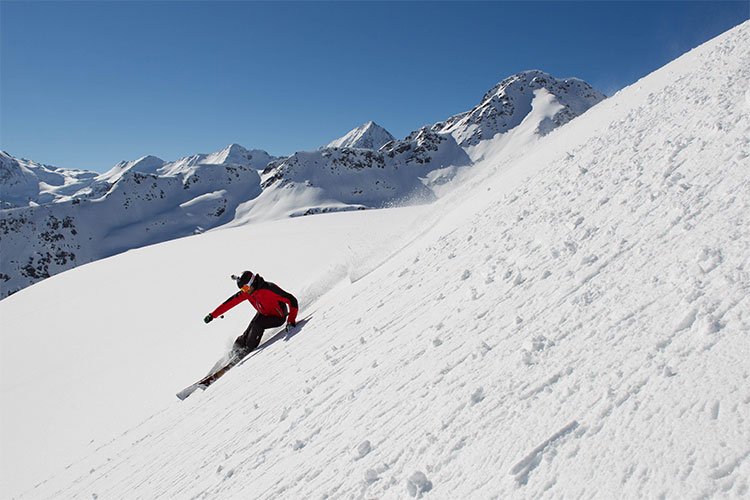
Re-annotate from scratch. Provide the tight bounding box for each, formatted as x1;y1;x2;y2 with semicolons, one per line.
231;272;254;290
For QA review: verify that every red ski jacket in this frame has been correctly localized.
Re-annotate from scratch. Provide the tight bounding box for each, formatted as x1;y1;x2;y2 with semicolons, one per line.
209;275;298;324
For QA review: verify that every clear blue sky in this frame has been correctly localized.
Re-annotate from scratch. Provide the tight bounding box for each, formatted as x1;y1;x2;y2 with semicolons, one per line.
1;1;747;173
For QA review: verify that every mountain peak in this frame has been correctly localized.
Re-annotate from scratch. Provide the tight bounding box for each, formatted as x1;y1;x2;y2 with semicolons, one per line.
203;143;273;167
98;155;165;183
325;121;395;150
223;143;249;154
434;70;605;148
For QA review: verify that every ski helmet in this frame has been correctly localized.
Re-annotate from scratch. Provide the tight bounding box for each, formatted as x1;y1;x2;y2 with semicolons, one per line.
234;271;254;289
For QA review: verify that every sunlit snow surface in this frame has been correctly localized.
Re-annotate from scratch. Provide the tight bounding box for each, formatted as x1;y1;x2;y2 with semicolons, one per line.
2;21;749;500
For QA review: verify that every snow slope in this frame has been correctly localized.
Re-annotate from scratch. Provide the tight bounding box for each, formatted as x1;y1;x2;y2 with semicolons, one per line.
0;206;433;499
2;20;749;499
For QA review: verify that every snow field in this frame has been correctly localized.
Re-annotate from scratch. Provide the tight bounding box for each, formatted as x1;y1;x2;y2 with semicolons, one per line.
0;205;432;498
3;20;750;500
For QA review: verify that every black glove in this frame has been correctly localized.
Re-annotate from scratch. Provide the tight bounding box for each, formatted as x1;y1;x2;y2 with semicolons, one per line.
285;321;296;332
204;314;213;324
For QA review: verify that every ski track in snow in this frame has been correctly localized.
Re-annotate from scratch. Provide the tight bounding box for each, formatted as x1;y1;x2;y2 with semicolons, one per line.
4;21;750;500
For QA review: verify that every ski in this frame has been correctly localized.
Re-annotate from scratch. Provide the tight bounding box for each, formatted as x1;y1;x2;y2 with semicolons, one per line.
176;315;312;400
176;354;242;400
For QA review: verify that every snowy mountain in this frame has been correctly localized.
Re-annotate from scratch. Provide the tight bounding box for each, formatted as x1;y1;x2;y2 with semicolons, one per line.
1;72;603;297
325;121;395;150
243;70;605;223
1;19;748;500
1;144;273;208
433;70;606;149
230;127;471;224
0;145;273;296
0;151;99;209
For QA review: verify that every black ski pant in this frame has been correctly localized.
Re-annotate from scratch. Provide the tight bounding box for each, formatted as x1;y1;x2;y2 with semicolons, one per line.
233;312;285;354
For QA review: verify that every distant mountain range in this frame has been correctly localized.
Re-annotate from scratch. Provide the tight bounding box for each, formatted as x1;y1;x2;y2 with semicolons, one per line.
0;70;605;297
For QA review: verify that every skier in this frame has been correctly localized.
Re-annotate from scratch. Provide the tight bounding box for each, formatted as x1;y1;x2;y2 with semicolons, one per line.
203;271;299;359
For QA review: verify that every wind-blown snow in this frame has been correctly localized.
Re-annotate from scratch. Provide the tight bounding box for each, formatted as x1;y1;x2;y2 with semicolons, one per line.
1;20;749;500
